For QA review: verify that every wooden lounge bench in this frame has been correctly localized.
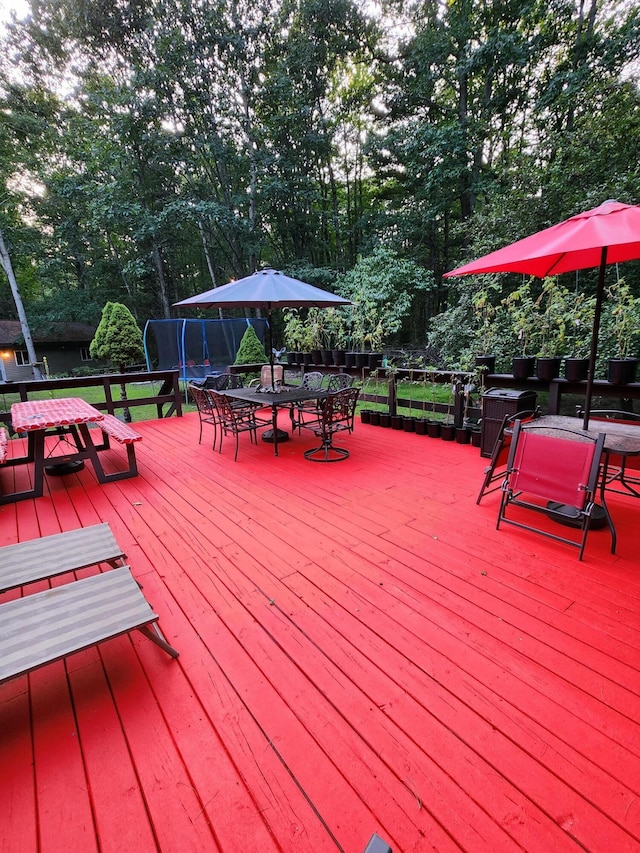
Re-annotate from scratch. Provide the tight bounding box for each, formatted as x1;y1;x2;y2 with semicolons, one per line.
0;566;179;685
92;414;143;483
0;522;126;595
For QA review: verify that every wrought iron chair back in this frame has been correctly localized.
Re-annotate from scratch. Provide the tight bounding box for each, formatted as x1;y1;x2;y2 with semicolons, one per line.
195;373;244;390
301;371;324;390
326;373;354;392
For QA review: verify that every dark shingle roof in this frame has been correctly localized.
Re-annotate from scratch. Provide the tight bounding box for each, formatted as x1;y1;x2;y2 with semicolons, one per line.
0;320;95;345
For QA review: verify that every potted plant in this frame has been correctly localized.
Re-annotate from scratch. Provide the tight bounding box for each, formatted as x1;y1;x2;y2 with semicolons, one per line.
319;308;349;366
426;368;442;437
472;284;501;374
283;308;307;365
455;372;475;444
401;371;417;431
414;370;429;435
368;369;384;426
602;279;640;384
502;282;537;379
533;277;568;381
440;381;456;441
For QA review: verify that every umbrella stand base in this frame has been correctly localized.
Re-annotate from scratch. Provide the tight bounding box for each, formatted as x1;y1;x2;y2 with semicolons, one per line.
261;428;289;443
545;501;607;529
45;458;85;476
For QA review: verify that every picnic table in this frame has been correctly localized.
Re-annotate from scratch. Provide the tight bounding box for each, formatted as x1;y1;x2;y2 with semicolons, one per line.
2;398;141;503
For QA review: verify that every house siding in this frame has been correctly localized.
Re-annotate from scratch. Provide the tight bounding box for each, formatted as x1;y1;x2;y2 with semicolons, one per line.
0;321;97;380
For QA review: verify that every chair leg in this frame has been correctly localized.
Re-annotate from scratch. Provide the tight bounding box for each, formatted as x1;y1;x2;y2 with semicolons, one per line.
304;435;350;462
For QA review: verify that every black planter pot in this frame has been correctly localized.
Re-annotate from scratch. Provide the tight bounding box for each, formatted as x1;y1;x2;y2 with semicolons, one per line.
512;356;536;380
302;352;313;366
607;358;639;385
287;352;300;366
440;423;456;441
391;415;404;430
360;409;372;424
311;349;322;365
564;357;590;382
475;355;496;374
368;352;383;370
455;427;471;444
320;349;333;366
355;352;369;370
470;428;482;448
402;416;416;432
414;418;428;435
369;411;381;426
379;413;391;428
332;348;346;366
535;356;562;382
426;420;441;438
345;352;358;369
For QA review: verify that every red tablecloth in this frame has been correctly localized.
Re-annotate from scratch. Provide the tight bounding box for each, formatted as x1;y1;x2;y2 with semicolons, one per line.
11;398;104;432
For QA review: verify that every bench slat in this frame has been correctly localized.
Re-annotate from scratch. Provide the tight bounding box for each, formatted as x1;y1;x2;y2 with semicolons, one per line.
0;567;178;684
0;427;7;464
0;523;126;594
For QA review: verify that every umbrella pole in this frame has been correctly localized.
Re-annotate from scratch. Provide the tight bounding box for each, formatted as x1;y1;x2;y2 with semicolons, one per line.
583;247;608;431
261;309;289;452
268;312;275;390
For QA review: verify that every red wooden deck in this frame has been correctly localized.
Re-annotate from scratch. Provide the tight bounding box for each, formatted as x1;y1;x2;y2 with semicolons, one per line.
1;412;639;852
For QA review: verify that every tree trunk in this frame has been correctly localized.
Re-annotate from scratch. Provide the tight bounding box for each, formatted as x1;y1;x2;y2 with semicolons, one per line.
198;219;224;319
0;228;43;379
151;241;171;318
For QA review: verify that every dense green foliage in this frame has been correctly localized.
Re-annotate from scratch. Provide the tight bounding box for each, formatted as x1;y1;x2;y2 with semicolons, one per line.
0;0;639;365
90;301;144;369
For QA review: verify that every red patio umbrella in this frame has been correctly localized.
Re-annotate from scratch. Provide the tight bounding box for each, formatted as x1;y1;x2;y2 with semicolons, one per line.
444;199;640;428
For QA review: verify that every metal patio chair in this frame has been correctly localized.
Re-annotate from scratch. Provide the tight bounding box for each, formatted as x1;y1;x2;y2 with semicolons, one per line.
188;383;219;446
575;407;640;498
300;387;360;462
209;391;271;461
292;371;325;432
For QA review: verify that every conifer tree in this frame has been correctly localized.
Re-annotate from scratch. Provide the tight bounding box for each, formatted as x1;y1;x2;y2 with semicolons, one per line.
90;302;144;420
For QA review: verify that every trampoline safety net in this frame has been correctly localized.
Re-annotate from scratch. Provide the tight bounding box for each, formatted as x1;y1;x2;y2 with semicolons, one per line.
143;318;269;382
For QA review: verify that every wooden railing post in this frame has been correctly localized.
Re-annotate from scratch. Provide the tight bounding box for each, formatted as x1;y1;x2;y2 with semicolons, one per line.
387;370;397;416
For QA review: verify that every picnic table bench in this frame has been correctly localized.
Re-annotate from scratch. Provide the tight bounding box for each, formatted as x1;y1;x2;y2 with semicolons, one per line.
92;414;143;483
0;566;179;685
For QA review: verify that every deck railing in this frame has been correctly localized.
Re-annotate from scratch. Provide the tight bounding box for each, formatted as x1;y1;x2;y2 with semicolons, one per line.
0;370;182;428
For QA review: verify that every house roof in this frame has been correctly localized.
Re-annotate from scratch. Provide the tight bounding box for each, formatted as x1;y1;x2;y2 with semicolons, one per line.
0;320;95;346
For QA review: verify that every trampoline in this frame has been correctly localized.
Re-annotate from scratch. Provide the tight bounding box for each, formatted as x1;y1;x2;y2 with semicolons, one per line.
143;318;269;384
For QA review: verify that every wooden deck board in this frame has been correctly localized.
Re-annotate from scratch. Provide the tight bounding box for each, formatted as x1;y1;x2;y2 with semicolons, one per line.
1;413;639;851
